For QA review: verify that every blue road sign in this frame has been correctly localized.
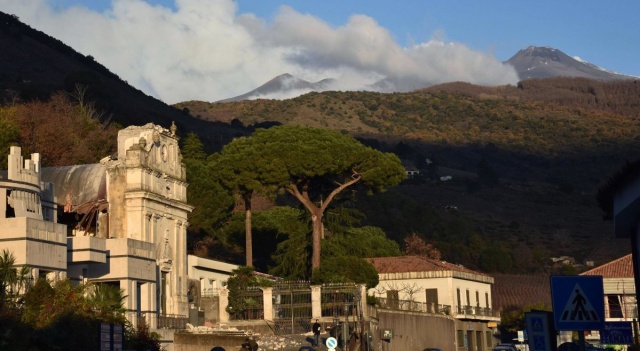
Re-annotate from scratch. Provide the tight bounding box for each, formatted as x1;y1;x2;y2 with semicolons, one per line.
526;311;553;351
550;276;604;330
326;337;338;349
601;322;633;345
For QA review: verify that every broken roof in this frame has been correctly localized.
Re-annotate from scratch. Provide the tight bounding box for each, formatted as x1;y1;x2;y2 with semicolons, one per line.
40;164;107;213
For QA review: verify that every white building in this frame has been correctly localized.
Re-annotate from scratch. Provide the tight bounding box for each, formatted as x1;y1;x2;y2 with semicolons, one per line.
580;254;637;343
367;256;500;351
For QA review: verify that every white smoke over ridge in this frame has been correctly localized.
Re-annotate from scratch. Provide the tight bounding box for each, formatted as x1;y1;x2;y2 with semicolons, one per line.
1;0;519;103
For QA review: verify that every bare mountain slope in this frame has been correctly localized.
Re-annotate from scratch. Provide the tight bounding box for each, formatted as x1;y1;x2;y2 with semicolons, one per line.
506;46;637;81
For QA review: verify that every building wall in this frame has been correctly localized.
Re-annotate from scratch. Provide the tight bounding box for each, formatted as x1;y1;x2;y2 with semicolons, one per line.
376;310;456;351
452;278;493;310
369;275;493;313
187;255;238;294
0;147;67;280
0;217;67;271
454;319;497;351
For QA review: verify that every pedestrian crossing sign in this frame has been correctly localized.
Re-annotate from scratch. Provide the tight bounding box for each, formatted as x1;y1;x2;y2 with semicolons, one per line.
551;276;604;331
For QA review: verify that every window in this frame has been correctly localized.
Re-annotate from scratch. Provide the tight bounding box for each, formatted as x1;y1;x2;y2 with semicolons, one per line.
426;288;439;313
457;330;465;345
387;290;399;309
486;331;492;347
485;292;490;308
607;295;623;318
457;288;461;312
476;291;480;307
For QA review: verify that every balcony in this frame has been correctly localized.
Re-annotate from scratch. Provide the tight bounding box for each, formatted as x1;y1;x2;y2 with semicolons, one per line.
456;305;500;320
376;297;451;315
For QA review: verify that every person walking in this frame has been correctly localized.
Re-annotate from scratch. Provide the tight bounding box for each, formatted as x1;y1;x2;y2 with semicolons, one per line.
247;336;258;351
312;319;322;347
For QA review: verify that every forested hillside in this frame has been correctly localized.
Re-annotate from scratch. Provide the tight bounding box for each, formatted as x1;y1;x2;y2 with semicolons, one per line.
177;78;640;273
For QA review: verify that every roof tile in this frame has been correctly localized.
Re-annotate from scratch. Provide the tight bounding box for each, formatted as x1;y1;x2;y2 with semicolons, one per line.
367;255;487;276
581;254;633;278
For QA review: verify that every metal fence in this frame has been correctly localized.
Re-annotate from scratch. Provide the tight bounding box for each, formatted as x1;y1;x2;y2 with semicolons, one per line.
229;286;264;321
321;283;360;319
273;281;312;334
157;314;188;329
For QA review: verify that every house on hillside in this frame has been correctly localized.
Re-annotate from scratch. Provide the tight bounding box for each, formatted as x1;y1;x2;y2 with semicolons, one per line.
402;160;420;178
367;256;501;351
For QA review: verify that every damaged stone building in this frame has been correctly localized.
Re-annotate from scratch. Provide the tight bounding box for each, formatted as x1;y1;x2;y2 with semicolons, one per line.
1;123;193;328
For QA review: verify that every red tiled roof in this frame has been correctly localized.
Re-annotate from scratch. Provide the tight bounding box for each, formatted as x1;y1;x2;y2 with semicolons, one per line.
366;256;488;276
581;254;633;278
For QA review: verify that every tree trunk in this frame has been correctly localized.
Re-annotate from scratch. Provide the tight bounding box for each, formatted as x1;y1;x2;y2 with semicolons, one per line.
311;211;323;271
244;192;253;267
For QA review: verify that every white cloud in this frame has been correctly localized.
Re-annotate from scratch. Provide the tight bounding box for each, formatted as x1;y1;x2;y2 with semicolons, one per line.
1;0;519;103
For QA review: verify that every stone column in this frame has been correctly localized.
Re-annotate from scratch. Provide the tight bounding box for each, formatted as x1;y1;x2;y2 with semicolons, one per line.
357;284;368;320
311;285;322;319
219;288;230;323
120;279;136;327
141;281;157;329
262;287;274;321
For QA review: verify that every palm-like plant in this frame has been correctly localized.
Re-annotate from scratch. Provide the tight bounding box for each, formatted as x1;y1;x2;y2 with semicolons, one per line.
86;283;127;324
0;250;18;295
0;249;31;309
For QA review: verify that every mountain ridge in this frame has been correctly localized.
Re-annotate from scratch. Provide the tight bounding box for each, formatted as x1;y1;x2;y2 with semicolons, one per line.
213;46;636;102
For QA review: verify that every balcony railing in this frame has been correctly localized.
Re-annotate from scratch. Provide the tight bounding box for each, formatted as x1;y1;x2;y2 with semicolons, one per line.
456;305;500;318
376;297;451;315
157;314;188;329
201;288;222;297
605;304;638;319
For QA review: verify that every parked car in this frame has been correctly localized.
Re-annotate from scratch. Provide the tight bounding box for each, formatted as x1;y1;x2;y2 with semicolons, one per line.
493;344;518;351
558;342;605;351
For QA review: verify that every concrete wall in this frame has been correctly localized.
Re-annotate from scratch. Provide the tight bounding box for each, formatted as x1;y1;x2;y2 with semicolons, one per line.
173;333;255;351
201;296;220;323
376;310;456;351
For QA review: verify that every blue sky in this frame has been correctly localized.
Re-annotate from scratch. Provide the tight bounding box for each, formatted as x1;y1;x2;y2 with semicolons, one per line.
2;0;638;103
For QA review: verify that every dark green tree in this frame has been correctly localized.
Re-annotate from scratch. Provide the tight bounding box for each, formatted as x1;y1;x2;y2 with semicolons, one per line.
212;136;288;267
180;133;235;251
500;302;551;333
312;256;379;289
180;132;207;161
322;226;401;259
479;244;514;273
244;126;405;271
225;266;270;319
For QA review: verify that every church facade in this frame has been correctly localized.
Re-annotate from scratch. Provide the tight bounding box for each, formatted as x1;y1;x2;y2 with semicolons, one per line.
1;123;193;328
